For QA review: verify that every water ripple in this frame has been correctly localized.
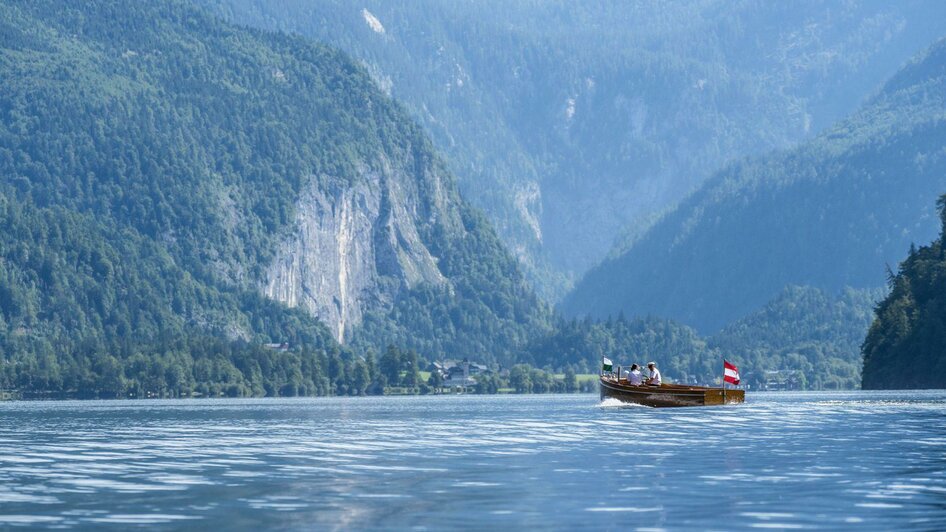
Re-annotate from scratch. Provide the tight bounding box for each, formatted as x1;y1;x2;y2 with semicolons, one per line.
0;392;944;529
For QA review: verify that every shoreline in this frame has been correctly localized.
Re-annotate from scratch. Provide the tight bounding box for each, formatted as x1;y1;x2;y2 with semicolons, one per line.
0;389;600;402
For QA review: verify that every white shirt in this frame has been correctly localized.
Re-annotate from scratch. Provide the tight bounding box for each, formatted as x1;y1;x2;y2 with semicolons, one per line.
628;369;642;385
648;368;661;385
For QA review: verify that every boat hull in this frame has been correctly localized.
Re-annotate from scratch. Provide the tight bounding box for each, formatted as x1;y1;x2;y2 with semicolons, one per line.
599;376;744;408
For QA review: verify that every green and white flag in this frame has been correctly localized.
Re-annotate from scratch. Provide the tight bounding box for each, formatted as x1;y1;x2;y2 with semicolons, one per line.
602;357;613;372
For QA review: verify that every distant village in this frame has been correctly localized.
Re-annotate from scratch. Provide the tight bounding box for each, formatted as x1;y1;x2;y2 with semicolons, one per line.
427;358;493;388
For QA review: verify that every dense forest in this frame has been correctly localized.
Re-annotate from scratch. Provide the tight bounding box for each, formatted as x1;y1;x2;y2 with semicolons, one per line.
208;0;946;298
566;37;946;333
0;0;553;396
862;195;946;389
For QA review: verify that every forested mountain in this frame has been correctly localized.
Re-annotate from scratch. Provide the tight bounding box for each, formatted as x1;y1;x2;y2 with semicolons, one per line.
0;0;552;395
2;0;931;396
710;286;880;389
208;0;946;298
862;196;946;389
565;38;946;332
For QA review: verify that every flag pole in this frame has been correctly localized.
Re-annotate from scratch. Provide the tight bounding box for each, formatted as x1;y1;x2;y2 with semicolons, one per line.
722;362;726;403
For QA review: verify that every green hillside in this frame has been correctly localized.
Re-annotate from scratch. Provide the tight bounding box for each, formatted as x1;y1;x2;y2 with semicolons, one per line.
565;38;946;333
862;195;946;389
0;0;550;396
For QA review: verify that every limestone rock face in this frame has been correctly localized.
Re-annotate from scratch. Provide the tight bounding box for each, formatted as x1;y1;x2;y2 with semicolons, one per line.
265;164;449;342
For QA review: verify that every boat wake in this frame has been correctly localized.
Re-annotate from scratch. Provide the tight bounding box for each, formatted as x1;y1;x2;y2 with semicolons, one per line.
596;398;646;409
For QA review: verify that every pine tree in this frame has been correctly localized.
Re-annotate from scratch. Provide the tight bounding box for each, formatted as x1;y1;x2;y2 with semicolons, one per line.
379;345;401;386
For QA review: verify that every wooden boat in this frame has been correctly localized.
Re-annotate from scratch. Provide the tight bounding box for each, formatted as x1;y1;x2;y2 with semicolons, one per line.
599;375;744;408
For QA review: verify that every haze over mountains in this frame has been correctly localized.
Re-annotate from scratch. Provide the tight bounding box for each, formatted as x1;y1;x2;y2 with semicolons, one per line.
211;0;946;298
565;37;946;332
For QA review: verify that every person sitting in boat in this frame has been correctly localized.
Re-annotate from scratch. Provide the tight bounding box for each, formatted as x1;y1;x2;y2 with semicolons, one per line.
645;362;662;386
627;364;643;386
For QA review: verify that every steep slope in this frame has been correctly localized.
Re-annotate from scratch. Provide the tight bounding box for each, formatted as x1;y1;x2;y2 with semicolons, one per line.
209;0;946;297
565;38;946;332
862;196;946;389
0;0;550;395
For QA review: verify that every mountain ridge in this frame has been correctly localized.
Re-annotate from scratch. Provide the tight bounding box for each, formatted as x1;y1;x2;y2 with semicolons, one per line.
0;0;550;395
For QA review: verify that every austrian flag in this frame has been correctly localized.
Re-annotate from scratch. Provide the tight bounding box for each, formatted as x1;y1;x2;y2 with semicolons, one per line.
723;360;741;385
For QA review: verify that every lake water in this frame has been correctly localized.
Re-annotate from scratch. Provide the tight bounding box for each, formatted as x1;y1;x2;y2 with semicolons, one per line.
1;392;945;530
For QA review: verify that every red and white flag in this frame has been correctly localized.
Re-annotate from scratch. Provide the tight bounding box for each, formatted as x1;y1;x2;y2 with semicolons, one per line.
723;360;740;385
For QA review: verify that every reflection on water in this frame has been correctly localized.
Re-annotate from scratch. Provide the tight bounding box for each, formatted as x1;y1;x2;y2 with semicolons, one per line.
1;392;945;529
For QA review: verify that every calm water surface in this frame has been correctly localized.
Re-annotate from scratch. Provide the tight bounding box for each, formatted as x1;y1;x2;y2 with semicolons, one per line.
1;392;945;530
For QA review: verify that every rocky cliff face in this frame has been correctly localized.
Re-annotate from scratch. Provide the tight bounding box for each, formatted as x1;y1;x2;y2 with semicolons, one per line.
265;163;450;342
